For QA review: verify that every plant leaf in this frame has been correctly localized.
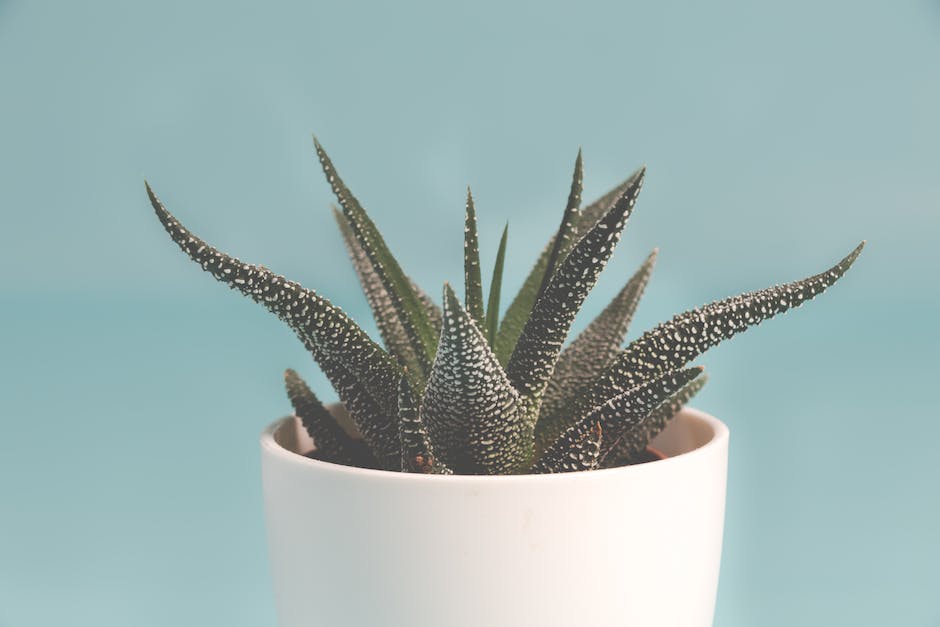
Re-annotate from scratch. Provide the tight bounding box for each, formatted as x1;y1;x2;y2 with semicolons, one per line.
600;373;707;468
463;188;486;331
494;168;644;363
397;377;452;474
420;284;530;474
313;138;438;379
505;167;646;409
535;249;658;453
534;367;704;472
485;223;509;346
531;422;602;474
333;207;422;373
284;369;377;468
536;149;583;296
414;281;443;333
584;242;866;412
147;183;402;468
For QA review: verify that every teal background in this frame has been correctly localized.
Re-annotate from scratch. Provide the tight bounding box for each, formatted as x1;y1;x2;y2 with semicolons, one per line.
1;1;938;625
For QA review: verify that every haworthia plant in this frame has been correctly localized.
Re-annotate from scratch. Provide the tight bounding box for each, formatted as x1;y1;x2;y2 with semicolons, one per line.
149;138;864;475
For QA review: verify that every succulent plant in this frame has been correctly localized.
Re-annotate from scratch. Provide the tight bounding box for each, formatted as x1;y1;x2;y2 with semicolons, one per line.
148;138;864;475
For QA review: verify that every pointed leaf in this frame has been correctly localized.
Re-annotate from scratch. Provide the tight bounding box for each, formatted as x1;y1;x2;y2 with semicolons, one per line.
148;183;402;468
397;377;452;474
494;168;644;363
506;167;646;407
485;223;508;346
601;373;707;468
536;149;583;296
284;369;377;468
535;367;704;472
584;242;865;411
333;207;422;372
314;138;438;378
420;284;530;474
531;422;602;474
535;250;658;452
463;188;485;330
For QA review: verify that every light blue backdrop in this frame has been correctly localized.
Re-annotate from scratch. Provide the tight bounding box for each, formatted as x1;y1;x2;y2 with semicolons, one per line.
1;1;938;625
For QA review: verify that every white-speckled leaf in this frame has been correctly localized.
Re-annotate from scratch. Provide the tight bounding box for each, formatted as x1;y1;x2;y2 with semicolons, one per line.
531;421;602;474
583;243;865;412
148;184;402;468
536;149;583;296
494;167;644;364
334;207;436;375
420;284;530;474
534;367;704;473
284;369;378;468
314;138;438;378
397;377;452;474
506;167;646;409
463;189;485;331
601;373;707;468
535;249;658;452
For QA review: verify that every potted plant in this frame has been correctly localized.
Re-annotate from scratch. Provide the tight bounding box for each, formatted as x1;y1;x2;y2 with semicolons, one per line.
148;139;863;627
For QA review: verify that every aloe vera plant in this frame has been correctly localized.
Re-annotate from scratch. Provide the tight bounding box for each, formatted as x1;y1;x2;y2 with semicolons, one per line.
149;139;864;475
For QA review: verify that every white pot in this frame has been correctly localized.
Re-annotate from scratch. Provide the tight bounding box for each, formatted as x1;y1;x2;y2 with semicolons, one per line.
261;407;729;627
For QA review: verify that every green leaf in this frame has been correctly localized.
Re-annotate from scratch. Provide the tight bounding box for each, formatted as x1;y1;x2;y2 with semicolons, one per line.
536;149;583;296
313;138;438;379
147;183;403;469
531;422;602;474
333;207;422;373
535;249;658;453
415;281;443;333
505;167;646;408
463;188;485;331
397;377;452;474
420;284;531;474
583;242;866;412
485;223;508;346
534;367;704;473
600;373;707;468
284;369;377;468
494;167;644;364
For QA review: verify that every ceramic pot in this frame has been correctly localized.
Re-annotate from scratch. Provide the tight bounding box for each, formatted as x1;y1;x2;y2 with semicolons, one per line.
261;407;729;627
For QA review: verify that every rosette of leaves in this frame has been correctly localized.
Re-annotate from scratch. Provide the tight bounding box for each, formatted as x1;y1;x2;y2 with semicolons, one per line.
148;138;864;475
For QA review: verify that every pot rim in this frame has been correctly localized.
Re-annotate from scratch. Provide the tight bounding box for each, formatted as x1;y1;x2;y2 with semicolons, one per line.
261;406;728;484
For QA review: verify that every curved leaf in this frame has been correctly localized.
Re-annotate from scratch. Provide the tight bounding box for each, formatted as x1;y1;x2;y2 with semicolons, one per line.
531;422;602;474
535;367;704;472
314;138;438;379
584;242;865;411
601;373;707;467
505;167;646;407
535;249;658;452
494;167;644;363
333;207;421;372
147;183;402;468
537;149;583;296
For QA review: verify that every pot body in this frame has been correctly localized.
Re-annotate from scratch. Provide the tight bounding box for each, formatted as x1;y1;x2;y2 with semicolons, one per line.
261;408;728;627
